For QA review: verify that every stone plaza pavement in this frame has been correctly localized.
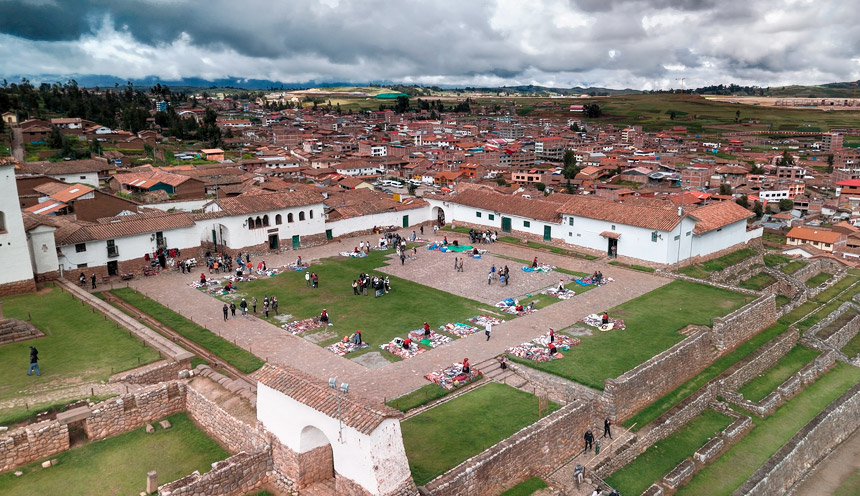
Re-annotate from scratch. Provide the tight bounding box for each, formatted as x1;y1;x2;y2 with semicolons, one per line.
125;229;668;404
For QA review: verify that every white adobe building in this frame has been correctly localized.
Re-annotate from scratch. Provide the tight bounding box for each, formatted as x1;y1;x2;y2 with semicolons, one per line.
0;159;36;295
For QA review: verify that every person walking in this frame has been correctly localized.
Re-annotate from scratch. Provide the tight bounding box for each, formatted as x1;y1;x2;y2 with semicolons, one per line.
79;272;86;287
458;258;464;272
305;271;311;287
222;303;229;321
453;256;459;271
91;273;97;289
352;280;359;295
604;417;612;439
487;270;493;285
272;296;279;315
584;429;594;452
264;301;269;318
251;296;257;314
312;272;319;288
485;322;493;341
400;252;406;265
240;298;248;316
229;302;237;318
27;346;40;376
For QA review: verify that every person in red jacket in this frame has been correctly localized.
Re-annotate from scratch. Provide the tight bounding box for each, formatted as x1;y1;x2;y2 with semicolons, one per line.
549;328;555;343
462;358;470;374
423;321;431;337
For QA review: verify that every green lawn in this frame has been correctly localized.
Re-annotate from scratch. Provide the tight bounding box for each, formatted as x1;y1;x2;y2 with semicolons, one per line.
606;409;733;496
608;261;656;272
780;260;807;275
806;272;833;287
701;248;757;272
737;346;820;402
677;265;711;279
834;469;860;496
762;232;786;245
623;324;789;430
763;254;791;267
0;413;229;496
841;331;860;358
402;383;560;486
216;249;501;356
386;381;482;413
514;281;754;390
499;477;548;496
677;363;860;496
738;272;776;291
779;276;860;327
775;295;791;307
109;288;264;374
0;286;160;405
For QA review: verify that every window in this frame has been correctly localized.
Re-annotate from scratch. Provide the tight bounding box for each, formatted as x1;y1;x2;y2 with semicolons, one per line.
255;217;262;228
825;243;831;248
263;215;270;226
299;211;306;221
611;224;616;230
686;231;691;237
523;220;531;228
476;212;482;218
247;217;254;230
310;210;314;219
0;211;5;234
674;235;680;241
75;243;87;253
568;217;574;226
275;214;282;225
80;176;86;180
107;240;118;258
77;263;88;268
288;213;294;223
569;232;573;236
651;232;658;242
489;214;494;220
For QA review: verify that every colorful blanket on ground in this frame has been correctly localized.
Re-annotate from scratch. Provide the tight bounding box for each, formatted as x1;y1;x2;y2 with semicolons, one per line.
546;287;576;299
495;301;536;315
408;329;453;348
325;341;368;356
286;263;308;270
467;315;503;328
581;313;627;330
380;339;426;359
188;279;221;289
281;317;323;335
505;342;561;362
522;264;556;273
339;251;368;258
532;334;581;348
576;276;616;286
424;363;483;390
440;322;482;338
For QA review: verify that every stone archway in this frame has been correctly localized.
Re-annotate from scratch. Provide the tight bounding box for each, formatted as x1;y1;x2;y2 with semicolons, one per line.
297;425;334;487
431;206;446;226
201;223;230;251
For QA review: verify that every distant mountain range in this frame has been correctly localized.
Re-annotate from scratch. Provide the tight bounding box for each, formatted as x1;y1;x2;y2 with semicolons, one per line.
2;74;858;98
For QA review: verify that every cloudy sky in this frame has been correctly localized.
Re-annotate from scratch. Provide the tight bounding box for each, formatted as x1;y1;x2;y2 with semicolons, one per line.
0;0;857;90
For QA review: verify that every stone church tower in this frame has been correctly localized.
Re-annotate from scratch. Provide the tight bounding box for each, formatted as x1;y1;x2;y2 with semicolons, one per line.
0;158;36;295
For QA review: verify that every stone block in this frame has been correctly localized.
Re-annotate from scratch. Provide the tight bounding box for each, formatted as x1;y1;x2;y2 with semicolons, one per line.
722;416;752;442
56;406;92;424
14;471;22;476
0;426;7;432
641;484;664;496
41;460;51;468
159;420;171;429
51;459;58;466
146;470;158;493
663;458;695;489
694;437;724;464
145;424;155;433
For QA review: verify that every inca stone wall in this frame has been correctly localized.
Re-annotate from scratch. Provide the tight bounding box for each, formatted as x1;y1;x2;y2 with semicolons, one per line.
0;317;43;345
719;331;798;391
109;359;191;385
158;450;271;496
507;362;599;405
711;294;777;351
0;279;37;298
185;383;266;454
734;383;860;496
0;420;69;473
84;382;186;440
423;400;593;496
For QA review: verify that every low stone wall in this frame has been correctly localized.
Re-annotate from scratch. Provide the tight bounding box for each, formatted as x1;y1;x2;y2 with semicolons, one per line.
507;362;599;405
825;313;860;351
711;294;777;351
0;278;37;298
84;382;186;440
735;382;860;496
423;400;593;496
663;458;695;489
0;420;69;473
656;271;761;296
603;329;716;421
109;358;191;385
185;382;266;454
792;258;844;285
719;331;798;392
708;253;764;284
159;450;271;496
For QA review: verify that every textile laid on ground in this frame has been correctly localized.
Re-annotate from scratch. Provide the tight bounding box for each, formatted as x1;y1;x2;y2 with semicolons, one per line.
424;363;483;390
467;315;503;328
287;262;309;270
546;287;576;299
281;317;323;335
188;279;220;289
408;329;453;348
576;276;616;286
325;340;369;356
522;263;556;273
532;334;581;348
440;322;482;338
495;300;536;315
581;313;627;330
339;251;368;258
505;342;560;362
380;338;426;359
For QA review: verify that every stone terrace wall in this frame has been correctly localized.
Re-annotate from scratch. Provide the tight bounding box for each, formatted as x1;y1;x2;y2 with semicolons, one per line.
507;362;600;405
109;359;191;385
735;383;860;496
719;331;799;392
0;420;69;473
159;450;271;496
84;382;186;440
792;258;844;285
708;253;764;284
423;400;593;496
711;294;777;351
185;382;267;454
603;328;716;421
0;279;37;298
825;313;860;351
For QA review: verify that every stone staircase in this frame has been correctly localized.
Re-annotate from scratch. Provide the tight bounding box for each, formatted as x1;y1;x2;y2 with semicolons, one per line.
546;428;636;495
0;317;42;345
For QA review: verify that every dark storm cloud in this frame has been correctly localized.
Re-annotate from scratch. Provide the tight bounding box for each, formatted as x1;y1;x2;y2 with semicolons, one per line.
0;0;857;89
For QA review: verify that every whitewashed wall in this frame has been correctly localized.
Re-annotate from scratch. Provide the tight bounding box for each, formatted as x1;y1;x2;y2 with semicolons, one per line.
0;164;36;285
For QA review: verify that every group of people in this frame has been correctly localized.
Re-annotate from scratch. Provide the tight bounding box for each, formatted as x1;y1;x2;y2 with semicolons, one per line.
305;271;320;288
591;271;605;285
468;228;498;244
79;272;97;289
222;295;278;320
487;264;511;285
352;273;391;297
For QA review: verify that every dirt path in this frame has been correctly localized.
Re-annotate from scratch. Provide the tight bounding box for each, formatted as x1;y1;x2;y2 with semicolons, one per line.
791;427;860;496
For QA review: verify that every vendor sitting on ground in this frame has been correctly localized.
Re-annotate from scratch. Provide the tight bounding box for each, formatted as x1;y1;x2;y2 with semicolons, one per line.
200;273;207;285
548;342;558;356
320;309;329;324
402;337;412;349
515;303;525;312
224;281;234;291
351;330;362;345
443;236;448;246
462;358;470;374
557;279;565;291
498;355;508;370
602;312;609;325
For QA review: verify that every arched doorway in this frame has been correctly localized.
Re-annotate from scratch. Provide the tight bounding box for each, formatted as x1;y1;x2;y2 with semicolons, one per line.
201;223;230;252
297;425;334;487
431;206;446;226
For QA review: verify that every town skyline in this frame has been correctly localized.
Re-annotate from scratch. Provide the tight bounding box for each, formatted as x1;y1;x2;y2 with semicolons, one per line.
1;0;858;90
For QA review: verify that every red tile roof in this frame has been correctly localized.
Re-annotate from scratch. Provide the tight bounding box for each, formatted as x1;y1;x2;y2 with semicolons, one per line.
216;191;324;215
689;201;753;234
786;227;842;244
56;212;196;245
446;191;563;223
557;196;685;231
255;364;400;434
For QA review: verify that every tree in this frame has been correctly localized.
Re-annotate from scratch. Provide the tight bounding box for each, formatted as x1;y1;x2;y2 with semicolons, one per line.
535;182;546;192
496;177;507;186
562;150;579;193
827;153;834;172
778;199;794;211
719;183;732;195
669;111;676;120
735;109;741;122
47;126;64;149
569;122;580;132
753;200;763;218
777;150;794;166
736;195;749;208
394;96;410;113
407;183;418;195
583;103;602;118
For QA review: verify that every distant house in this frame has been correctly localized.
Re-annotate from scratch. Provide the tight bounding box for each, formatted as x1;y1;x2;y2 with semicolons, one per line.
110;170;206;200
199;148;225;162
786;227;845;253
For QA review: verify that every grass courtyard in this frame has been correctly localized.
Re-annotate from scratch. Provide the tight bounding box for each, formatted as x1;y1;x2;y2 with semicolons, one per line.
0;413;228;496
512;280;754;389
0;286;160;411
606;409;733;496
213;249;504;356
736;345;819;402
401;383;560;486
677;363;860;496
